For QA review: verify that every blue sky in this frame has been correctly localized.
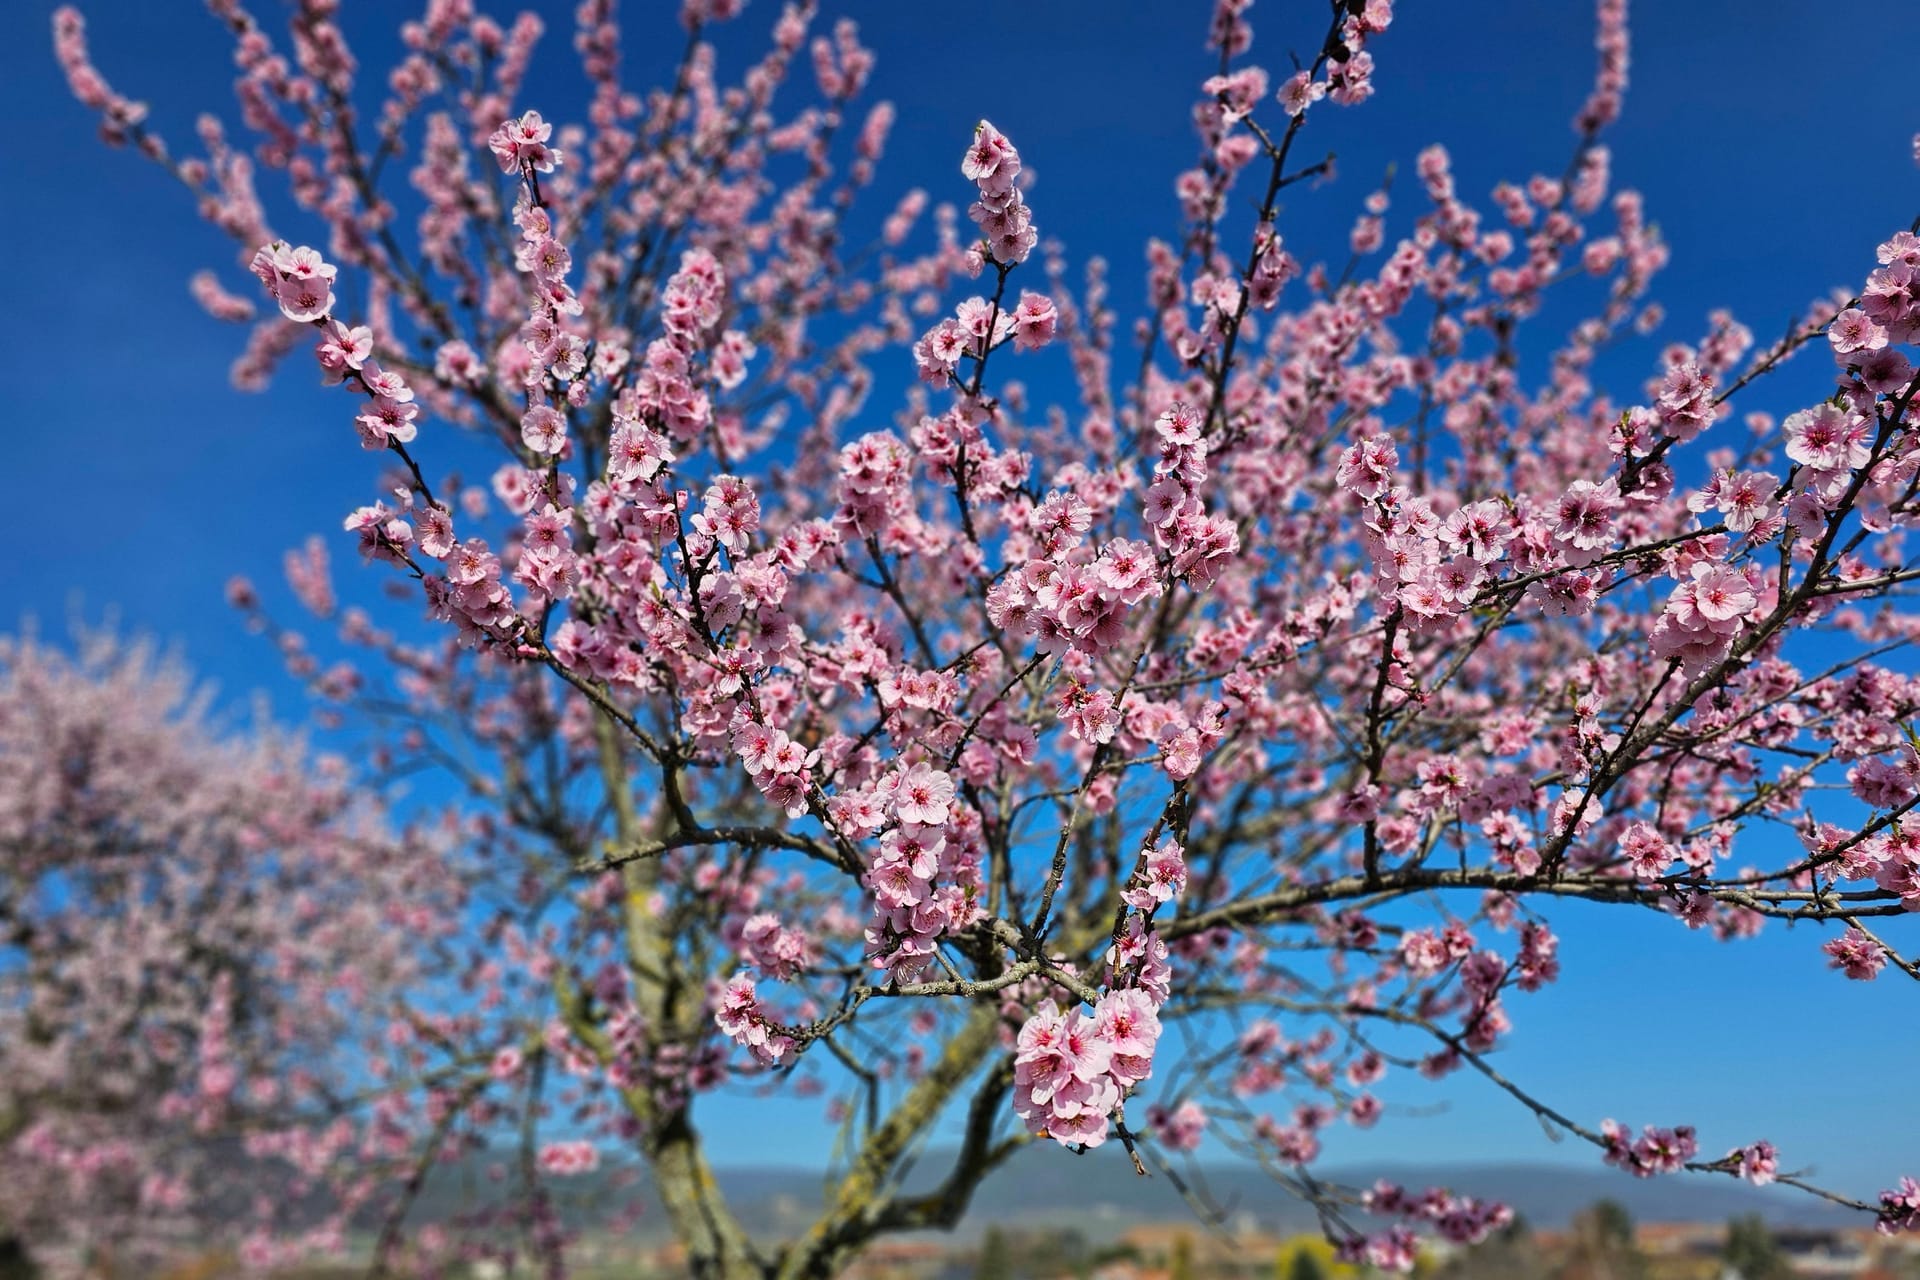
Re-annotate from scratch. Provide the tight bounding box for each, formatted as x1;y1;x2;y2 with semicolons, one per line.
6;0;1919;1199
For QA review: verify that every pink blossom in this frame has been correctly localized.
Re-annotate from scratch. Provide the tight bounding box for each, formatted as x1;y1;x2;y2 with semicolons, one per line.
1654;362;1715;442
892;762;956;827
537;1140;599;1175
1336;434;1397;499
1878;1177;1920;1235
488;110;563;174
1823;928;1887;980
1783;404;1872;471
251;242;335;322
1149;1100;1208;1151
1829;307;1887;355
521;404;567;455
1277;70;1326;118
1733;1140;1778;1186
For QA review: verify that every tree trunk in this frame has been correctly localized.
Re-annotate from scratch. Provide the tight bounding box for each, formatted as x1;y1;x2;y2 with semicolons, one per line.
595;715;764;1278
775;1007;1004;1279
646;1108;765;1280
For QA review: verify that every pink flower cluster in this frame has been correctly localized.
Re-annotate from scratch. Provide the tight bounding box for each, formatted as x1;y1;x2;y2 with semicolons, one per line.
1686;467;1780;534
536;1140;599;1175
1617;819;1678;879
987;504;1163;661
834;431;915;538
735;912;814;982
1880;1178;1920;1235
1648;561;1758;675
911;291;1057;385
1788;807;1920;912
1013;826;1188;1147
1141;402;1240;590
248;244;436;469
1600;1118;1698;1177
1784;403;1872;472
1823;927;1888;980
1730;1140;1779;1186
1397;922;1476;976
1122;838;1188;910
1245;219;1299;309
1361;1180;1514;1248
1053;680;1119;746
427;531;520;640
250;241;337;324
1336;433;1397;501
1843;231;1920;360
714;972;792;1065
693;475;762;556
1108;916;1173;1006
1147;1099;1208;1151
1851;751;1920;810
1575;0;1628;132
51;7;148;146
732;719;820;821
1012;989;1161;1148
487;109;562;175
1340;439;1532;626
351;362;421;452
1254;1104;1340;1166
961;120;1036;266
1336;8;1390;94
607;248;738;447
1654;360;1716;442
510;194;586;371
1336;1227;1419;1274
851;760;984;982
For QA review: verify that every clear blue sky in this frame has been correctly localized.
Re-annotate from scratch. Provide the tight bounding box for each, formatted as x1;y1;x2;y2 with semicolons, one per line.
5;0;1917;1197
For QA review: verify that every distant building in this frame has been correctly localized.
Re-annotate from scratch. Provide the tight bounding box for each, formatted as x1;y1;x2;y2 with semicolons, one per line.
1769;1228;1869;1276
839;1236;953;1280
1634;1221;1725;1259
1115;1222;1287;1277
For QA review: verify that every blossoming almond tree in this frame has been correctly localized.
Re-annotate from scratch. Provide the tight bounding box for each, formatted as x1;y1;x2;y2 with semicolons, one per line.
0;628;490;1277
51;0;1920;1275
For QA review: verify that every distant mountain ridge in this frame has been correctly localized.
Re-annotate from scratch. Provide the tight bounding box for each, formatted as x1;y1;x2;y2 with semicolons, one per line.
444;1146;1859;1245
